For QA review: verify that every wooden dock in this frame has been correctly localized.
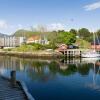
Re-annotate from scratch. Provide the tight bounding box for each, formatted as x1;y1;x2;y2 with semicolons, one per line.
0;76;27;100
59;49;100;57
59;49;82;57
0;71;34;100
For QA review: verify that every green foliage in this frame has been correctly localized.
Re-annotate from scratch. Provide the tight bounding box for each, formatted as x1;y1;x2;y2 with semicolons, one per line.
12;28;95;50
11;43;57;52
96;29;100;38
3;48;12;51
78;28;91;41
49;61;60;74
56;31;76;45
47;31;76;48
77;64;90;75
59;64;77;76
69;29;77;35
75;38;91;49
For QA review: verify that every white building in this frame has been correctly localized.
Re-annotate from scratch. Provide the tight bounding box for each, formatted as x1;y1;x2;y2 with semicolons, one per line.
0;36;25;48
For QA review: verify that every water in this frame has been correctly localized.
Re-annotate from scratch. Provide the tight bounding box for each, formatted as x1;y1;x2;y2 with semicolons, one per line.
0;56;100;100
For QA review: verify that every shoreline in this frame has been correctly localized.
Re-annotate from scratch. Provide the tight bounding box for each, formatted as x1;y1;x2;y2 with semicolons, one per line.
0;51;63;59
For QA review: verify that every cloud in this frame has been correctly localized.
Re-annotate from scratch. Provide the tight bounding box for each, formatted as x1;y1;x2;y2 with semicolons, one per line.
0;20;8;29
84;1;100;11
47;23;66;31
0;20;25;30
32;23;66;32
17;24;23;29
0;20;15;29
0;20;31;34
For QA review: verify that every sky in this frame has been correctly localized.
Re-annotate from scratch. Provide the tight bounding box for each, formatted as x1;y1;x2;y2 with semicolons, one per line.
0;0;100;35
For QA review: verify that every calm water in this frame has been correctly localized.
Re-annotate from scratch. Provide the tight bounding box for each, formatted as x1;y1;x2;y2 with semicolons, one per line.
0;56;100;100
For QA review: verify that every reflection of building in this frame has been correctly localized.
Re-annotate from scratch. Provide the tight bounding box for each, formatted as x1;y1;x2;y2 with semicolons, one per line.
96;62;100;66
59;65;68;70
4;57;20;70
0;36;25;48
0;56;21;71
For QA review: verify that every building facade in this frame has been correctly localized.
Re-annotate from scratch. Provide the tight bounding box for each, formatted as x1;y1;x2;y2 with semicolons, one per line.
26;35;49;45
0;36;25;48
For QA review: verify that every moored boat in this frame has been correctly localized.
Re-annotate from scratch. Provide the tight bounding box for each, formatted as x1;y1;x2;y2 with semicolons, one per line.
82;50;100;58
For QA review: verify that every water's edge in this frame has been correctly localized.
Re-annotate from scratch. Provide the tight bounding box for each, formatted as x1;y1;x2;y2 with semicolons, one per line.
0;51;63;59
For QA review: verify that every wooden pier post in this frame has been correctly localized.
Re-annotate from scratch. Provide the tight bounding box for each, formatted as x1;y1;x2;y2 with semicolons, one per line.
64;50;65;57
73;50;75;57
10;71;16;86
80;51;82;57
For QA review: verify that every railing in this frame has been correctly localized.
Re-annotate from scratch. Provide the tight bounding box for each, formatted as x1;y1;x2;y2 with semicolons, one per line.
59;49;99;57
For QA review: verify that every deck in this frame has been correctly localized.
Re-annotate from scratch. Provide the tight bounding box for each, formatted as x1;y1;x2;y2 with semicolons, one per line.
59;49;100;57
0;76;28;100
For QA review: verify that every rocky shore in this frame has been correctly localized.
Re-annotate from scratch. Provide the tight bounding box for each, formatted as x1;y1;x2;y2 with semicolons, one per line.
0;51;63;59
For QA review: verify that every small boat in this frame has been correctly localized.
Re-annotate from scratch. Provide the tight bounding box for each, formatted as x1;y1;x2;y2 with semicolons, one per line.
82;32;100;58
82;50;100;58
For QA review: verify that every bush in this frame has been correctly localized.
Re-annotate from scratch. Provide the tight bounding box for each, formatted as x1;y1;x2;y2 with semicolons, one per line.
8;43;58;52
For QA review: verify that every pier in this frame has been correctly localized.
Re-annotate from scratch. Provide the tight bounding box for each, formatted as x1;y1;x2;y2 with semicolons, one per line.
59;49;83;57
59;49;100;57
0;71;34;100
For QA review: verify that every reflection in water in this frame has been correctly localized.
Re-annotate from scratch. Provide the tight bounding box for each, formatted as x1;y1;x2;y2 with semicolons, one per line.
0;56;100;83
86;62;100;91
0;56;100;100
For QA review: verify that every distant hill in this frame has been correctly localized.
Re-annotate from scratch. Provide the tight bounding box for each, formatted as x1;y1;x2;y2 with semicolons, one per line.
13;29;41;38
13;29;55;40
0;33;9;37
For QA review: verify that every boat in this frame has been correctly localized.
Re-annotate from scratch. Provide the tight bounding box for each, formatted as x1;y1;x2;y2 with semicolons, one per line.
82;50;100;58
82;32;100;58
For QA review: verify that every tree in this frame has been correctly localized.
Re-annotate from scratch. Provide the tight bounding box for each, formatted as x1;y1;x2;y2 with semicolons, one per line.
75;38;91;49
78;28;91;41
47;31;76;49
58;30;65;33
56;31;76;45
96;29;100;37
69;29;77;35
48;31;58;49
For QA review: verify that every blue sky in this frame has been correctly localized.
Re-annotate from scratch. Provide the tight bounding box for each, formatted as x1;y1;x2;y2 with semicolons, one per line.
0;0;100;34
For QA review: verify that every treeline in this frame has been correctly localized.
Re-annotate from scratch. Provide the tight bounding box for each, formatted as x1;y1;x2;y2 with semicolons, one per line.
14;28;100;42
13;28;100;49
69;28;100;42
